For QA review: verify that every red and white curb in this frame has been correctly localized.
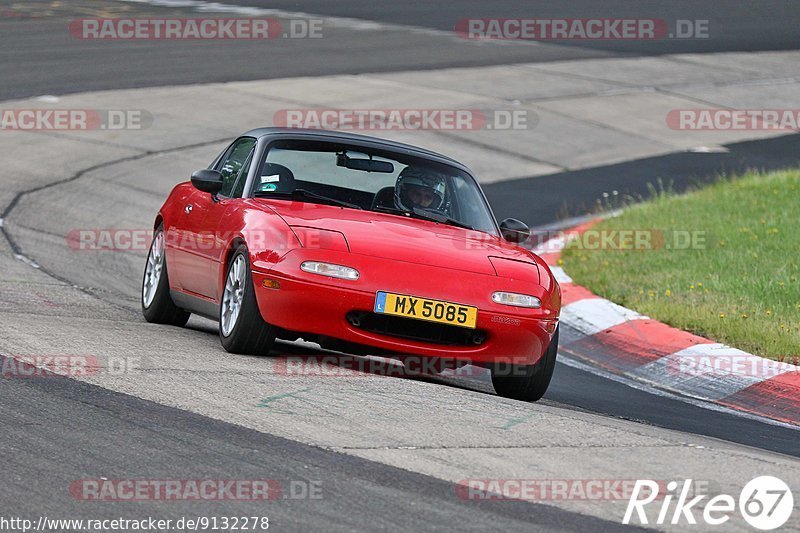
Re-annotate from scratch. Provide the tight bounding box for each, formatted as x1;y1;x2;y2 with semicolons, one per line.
537;221;800;428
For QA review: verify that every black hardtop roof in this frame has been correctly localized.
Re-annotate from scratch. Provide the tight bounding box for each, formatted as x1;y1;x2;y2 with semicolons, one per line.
242;127;471;174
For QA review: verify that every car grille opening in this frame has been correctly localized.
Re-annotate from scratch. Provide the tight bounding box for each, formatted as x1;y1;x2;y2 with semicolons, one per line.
346;311;487;346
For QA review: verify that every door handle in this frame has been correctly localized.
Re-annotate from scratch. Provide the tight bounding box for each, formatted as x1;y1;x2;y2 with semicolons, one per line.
184;204;193;214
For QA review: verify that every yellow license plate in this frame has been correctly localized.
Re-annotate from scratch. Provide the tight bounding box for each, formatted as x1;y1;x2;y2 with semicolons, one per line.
374;292;477;329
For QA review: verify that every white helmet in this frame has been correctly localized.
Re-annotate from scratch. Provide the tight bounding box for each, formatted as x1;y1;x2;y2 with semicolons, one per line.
395;167;446;211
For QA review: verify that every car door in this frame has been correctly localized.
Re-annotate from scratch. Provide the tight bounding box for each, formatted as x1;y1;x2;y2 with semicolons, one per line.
178;137;256;299
163;183;199;293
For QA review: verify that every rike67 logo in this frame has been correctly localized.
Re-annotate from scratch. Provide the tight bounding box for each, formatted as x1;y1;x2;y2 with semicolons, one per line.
624;476;794;529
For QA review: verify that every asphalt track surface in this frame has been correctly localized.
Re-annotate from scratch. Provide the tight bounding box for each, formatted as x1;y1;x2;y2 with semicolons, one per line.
2;1;800;531
4;0;800;100
234;0;800;53
1;358;631;532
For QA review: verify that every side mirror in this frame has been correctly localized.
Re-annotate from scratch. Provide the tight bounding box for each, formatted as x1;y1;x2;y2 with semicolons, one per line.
500;218;530;244
191;169;224;195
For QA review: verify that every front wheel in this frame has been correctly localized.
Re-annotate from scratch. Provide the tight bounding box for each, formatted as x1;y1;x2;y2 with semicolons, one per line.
219;245;276;355
141;225;191;327
491;326;559;402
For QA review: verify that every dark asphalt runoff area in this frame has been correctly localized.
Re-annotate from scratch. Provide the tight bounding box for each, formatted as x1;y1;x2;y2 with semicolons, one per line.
235;0;800;54
3;0;800;100
485;133;800;226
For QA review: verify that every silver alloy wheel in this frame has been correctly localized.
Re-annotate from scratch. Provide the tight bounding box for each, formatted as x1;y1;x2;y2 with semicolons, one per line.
142;230;165;308
221;254;246;337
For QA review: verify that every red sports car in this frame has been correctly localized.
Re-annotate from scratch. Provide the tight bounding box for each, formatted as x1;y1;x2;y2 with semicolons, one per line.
142;128;561;401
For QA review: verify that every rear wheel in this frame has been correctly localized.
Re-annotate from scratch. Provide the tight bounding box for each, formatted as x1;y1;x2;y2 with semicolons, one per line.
141;225;191;327
491;326;559;402
219;245;276;355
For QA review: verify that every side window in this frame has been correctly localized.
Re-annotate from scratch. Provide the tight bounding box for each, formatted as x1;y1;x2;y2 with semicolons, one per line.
231;150;253;198
218;138;256;197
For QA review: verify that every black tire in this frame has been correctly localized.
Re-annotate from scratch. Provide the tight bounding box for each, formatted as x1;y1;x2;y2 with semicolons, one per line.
491;326;559;402
141;225;191;327
219;245;276;355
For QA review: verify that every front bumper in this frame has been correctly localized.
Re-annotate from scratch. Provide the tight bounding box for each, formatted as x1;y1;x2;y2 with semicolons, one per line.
252;249;559;366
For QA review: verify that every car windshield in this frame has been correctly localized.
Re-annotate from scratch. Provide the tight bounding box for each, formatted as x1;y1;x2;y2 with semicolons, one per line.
253;140;499;235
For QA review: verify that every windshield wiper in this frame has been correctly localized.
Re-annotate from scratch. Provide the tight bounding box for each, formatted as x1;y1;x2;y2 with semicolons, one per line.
293;189;363;210
255;188;362;210
373;205;408;216
373;205;473;230
412;207;474;230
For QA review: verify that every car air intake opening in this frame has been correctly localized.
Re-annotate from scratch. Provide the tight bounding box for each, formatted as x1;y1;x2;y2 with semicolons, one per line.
346;311;487;346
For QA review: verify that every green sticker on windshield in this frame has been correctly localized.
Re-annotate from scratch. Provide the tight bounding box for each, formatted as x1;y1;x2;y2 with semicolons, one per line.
260;183;278;191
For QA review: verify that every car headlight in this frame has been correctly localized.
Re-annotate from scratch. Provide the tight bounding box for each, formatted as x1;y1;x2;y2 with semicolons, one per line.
300;261;359;280
491;291;541;308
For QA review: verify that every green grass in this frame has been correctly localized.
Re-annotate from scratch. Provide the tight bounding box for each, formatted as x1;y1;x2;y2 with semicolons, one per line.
561;169;800;361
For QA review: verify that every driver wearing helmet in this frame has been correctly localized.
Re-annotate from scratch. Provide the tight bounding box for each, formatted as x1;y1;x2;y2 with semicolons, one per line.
394;167;447;212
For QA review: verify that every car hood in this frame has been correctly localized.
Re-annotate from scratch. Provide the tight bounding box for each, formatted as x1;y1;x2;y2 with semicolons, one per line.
257;200;536;276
